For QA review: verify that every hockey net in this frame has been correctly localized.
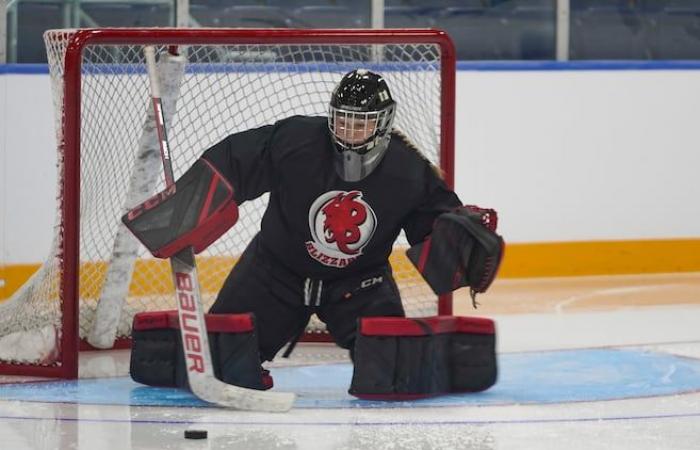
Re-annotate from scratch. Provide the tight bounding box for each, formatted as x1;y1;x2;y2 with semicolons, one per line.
0;28;455;378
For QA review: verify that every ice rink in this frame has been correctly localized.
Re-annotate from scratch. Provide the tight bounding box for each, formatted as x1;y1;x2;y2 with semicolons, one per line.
1;272;699;449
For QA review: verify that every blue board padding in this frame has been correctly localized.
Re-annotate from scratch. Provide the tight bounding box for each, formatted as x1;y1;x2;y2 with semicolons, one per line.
1;348;700;409
5;61;700;75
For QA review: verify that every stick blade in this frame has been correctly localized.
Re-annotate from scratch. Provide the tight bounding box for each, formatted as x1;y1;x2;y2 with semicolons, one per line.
192;379;296;412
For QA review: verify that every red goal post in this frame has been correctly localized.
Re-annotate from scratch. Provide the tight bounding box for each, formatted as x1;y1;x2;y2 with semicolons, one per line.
0;28;456;379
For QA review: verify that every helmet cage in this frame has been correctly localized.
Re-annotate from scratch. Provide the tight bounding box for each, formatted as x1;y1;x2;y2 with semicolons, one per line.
328;103;396;155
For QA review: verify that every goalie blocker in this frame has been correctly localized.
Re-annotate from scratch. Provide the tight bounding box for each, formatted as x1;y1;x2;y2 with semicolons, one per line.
122;158;238;259
350;315;497;399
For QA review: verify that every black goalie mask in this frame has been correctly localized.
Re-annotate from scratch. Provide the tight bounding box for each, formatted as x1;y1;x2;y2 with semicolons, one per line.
328;69;396;182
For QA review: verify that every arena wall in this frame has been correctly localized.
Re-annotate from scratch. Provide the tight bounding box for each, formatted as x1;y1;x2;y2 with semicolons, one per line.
2;62;699;298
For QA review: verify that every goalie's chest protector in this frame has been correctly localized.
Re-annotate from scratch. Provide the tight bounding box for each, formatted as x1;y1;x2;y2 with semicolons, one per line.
259;120;431;278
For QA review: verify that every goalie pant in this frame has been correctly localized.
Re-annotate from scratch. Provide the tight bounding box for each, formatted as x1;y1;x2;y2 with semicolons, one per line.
209;234;406;362
129;234;406;388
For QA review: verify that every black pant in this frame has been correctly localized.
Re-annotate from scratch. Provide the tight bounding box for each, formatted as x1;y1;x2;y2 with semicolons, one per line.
209;236;405;361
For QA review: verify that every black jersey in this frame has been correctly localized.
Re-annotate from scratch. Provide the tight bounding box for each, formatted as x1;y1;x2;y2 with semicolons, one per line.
202;116;461;280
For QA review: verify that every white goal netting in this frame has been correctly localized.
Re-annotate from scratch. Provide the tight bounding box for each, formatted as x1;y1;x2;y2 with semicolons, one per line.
0;29;451;372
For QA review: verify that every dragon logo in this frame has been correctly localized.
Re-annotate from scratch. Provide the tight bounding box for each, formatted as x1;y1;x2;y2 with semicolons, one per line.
322;192;367;255
306;190;376;268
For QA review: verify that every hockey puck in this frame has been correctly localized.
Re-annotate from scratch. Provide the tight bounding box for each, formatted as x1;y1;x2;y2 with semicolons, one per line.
184;429;208;440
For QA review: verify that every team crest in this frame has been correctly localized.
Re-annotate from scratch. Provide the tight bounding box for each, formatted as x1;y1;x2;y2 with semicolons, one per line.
306;190;377;268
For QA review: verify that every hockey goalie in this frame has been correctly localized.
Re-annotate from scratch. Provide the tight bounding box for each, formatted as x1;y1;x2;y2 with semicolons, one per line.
125;69;504;399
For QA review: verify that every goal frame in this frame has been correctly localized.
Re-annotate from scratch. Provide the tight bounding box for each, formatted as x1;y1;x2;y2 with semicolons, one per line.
0;28;456;379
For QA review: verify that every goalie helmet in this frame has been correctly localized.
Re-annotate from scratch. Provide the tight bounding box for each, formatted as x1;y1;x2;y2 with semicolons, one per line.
328;69;396;182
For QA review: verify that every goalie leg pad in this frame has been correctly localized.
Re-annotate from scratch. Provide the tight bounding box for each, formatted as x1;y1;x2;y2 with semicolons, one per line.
122;158;238;258
349;316;497;400
130;310;272;390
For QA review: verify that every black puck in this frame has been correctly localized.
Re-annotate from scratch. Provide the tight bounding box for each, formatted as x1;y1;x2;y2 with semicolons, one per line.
184;429;208;440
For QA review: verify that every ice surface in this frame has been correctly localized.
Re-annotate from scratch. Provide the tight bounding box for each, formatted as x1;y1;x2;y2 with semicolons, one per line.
1;277;699;449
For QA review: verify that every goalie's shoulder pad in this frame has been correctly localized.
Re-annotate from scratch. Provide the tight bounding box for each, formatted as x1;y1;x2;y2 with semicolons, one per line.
406;204;504;297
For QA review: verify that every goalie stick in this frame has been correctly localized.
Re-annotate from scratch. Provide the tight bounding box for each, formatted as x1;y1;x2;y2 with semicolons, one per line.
141;46;295;412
